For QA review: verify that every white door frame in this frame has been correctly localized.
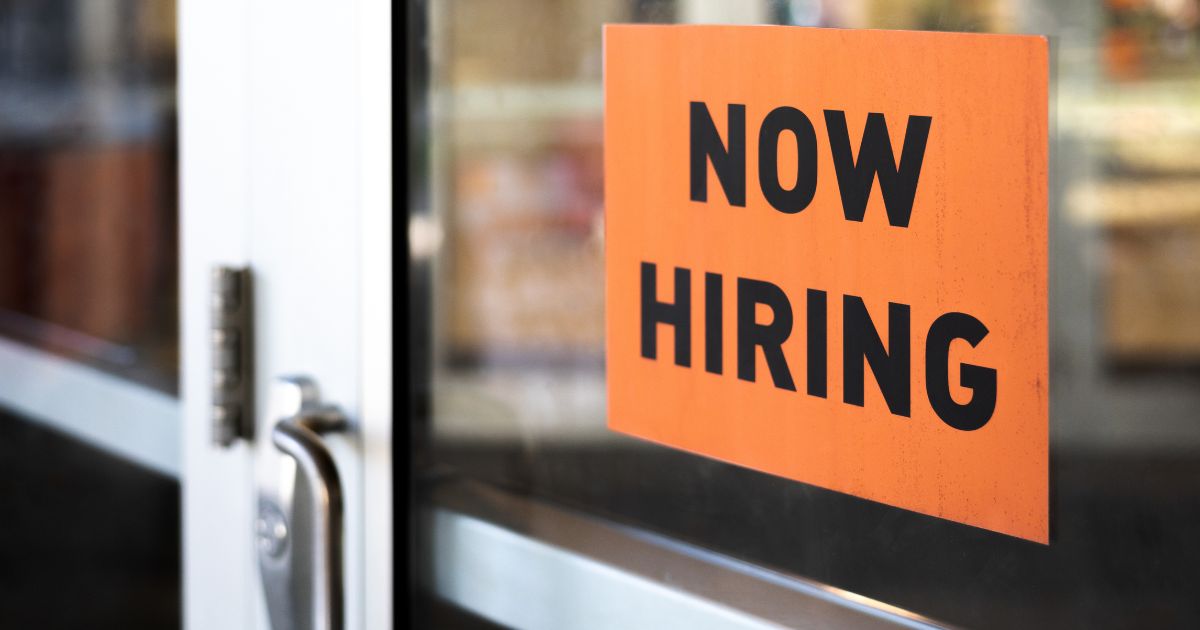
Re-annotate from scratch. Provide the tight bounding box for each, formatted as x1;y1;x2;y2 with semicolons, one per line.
179;1;391;629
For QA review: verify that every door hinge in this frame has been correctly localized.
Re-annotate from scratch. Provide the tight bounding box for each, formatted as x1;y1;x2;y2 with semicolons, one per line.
212;266;254;446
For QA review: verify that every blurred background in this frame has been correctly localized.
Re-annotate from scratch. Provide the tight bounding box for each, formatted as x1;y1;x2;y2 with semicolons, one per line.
415;0;1200;628
0;0;177;390
0;1;178;628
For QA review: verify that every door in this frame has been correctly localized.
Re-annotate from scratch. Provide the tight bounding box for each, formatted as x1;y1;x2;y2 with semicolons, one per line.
181;1;391;630
413;1;1200;628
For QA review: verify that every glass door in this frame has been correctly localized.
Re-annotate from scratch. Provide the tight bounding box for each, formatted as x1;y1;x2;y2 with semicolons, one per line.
0;2;180;627
413;1;1200;628
0;1;392;627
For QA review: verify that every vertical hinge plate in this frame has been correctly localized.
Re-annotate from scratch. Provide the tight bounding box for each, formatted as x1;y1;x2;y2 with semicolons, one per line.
212;266;254;446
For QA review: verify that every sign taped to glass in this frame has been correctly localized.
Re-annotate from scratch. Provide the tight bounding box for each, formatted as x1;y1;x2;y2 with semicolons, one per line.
604;25;1049;543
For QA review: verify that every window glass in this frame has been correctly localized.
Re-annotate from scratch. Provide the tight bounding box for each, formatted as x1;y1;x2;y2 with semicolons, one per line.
0;0;177;393
423;1;1200;626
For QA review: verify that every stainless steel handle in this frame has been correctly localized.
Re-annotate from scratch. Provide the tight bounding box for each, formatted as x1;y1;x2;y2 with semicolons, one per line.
257;377;347;630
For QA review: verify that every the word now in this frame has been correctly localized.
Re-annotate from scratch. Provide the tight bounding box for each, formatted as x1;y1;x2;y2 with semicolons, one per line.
640;262;996;431
690;102;932;227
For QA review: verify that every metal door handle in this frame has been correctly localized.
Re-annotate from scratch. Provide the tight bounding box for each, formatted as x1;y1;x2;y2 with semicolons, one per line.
257;377;347;630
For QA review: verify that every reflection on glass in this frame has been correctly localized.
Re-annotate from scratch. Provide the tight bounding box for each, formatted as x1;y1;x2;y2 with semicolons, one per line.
424;0;1200;627
0;1;177;392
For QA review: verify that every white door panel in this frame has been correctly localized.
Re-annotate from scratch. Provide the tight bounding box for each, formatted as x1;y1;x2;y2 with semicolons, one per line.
181;1;390;628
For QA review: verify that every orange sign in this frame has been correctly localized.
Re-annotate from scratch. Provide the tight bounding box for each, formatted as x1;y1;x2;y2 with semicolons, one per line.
604;25;1048;542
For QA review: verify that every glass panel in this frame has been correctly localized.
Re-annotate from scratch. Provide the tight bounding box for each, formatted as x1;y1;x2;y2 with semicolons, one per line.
0;2;179;625
422;0;1200;627
0;0;178;393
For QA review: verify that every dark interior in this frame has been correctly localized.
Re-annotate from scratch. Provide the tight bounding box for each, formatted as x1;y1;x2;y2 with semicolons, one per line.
0;406;179;630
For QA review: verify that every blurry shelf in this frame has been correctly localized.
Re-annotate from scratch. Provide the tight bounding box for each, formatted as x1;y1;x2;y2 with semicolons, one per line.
432;367;612;444
432;83;602;121
1104;136;1200;173
1058;79;1200;140
0;82;174;145
1067;178;1200;226
431;83;603;150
